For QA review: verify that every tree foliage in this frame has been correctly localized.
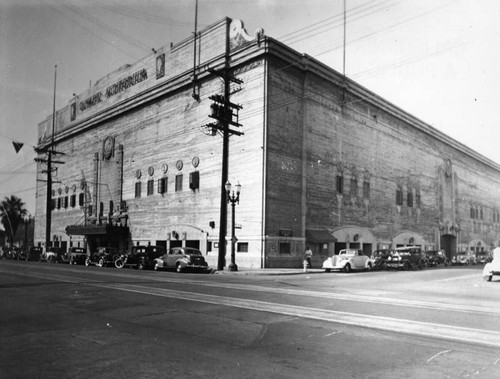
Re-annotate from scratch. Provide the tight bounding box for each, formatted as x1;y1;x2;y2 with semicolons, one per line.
0;195;27;247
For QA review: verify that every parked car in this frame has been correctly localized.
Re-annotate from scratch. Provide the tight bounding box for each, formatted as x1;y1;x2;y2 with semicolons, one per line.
371;249;392;270
26;246;43;261
386;246;427;270
476;251;491;265
425;250;449;267
483;247;500;281
86;247;121;267
452;251;477;265
17;248;27;260
6;248;20;260
322;249;373;273
153;247;209;273
67;247;87;265
41;247;66;263
114;245;165;269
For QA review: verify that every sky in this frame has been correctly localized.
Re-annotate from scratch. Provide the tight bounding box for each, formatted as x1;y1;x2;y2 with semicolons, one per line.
1;0;500;216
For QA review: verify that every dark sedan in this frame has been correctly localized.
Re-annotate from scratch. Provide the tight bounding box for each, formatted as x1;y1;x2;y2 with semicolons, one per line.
115;245;165;269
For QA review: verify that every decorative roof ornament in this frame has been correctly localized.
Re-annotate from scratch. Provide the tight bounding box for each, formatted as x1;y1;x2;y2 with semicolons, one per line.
230;19;265;49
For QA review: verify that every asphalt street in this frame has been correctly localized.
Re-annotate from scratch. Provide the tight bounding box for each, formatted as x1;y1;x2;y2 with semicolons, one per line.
0;261;499;378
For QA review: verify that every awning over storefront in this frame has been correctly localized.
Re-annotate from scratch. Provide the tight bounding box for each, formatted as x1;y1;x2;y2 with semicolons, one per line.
306;229;337;243
65;224;129;237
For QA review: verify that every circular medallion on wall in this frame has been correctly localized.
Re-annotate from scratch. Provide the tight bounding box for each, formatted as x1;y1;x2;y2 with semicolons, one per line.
72;184;77;192
148;166;154;176
136;169;142;179
58;188;62;195
176;160;183;171
192;156;200;168
65;185;69;193
161;163;168;173
103;136;114;160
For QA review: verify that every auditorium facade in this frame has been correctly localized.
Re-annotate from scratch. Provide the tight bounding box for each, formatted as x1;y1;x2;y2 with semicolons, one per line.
34;18;500;268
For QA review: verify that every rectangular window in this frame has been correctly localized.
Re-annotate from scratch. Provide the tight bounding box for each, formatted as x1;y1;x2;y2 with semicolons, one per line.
175;174;183;192
57;198;62;209
407;192;413;207
70;194;76;208
147;179;154;196
363;181;370;199
189;171;200;190
396;188;403;206
158;177;168;194
350;178;357;197
279;242;291;254
135;182;142;198
336;175;344;194
64;196;69;209
79;193;84;206
416;191;421;207
237;242;249;253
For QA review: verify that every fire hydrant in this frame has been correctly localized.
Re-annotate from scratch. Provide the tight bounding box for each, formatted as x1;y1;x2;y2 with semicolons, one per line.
303;259;308;272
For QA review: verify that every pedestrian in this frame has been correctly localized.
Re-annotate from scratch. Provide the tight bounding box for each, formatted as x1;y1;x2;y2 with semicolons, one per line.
305;246;313;268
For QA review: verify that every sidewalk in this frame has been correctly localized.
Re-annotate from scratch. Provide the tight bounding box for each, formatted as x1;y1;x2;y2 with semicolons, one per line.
213;268;325;276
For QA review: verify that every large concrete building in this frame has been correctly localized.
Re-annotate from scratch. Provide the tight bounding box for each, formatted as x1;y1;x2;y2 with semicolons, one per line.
35;18;500;268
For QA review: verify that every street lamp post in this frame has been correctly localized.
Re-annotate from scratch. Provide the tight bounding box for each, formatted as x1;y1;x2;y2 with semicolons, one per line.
225;181;241;271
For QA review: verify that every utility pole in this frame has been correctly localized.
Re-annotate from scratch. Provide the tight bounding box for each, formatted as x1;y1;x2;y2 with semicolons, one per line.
205;21;243;271
35;65;65;250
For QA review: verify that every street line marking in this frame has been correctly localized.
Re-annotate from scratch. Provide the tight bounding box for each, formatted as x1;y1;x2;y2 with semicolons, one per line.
427;349;452;363
94;281;500;349
4;266;500;348
2;265;500;317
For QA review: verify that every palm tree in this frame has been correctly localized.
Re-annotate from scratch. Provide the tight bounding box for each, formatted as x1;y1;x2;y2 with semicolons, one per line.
0;195;27;248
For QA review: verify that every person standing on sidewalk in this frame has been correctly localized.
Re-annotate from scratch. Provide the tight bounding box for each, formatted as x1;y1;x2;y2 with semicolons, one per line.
304;246;313;268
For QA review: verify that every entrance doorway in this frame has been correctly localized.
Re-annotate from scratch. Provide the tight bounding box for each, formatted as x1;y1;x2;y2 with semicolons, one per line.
440;234;456;260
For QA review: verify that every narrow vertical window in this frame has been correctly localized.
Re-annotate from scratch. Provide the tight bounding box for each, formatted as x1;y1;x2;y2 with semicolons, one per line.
363;181;370;199
147;179;154;196
175;174;183;192
135;182;142;198
407;191;413;207
336;175;344;194
396;186;403;206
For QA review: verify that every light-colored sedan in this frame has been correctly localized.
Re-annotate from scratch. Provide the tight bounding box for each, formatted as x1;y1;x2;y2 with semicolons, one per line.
483;247;500;282
153;247;209;273
322;249;373;273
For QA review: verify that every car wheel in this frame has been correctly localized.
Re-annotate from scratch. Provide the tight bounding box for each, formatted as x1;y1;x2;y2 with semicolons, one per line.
69;257;73;265
484;275;493;282
418;260;425;270
85;258;90;266
137;260;144;270
176;263;184;273
114;258;124;269
324;268;331;273
403;261;411;271
97;258;105;268
343;263;351;273
154;262;160;271
367;262;373;271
